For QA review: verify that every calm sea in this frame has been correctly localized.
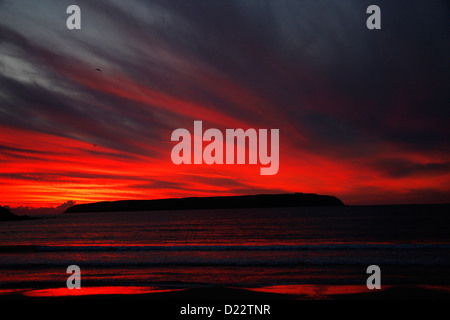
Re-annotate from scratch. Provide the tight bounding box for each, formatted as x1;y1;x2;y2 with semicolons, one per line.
1;204;449;297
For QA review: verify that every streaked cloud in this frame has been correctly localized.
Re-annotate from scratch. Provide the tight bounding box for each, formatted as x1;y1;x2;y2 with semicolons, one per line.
0;0;449;207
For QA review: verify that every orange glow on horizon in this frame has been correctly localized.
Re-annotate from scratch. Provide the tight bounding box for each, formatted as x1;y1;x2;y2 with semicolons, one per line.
1;121;449;209
1;64;449;209
22;286;182;297
247;284;390;299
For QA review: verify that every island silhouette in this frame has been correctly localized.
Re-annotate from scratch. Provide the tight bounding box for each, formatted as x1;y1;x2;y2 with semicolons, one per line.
0;205;37;221
64;193;344;213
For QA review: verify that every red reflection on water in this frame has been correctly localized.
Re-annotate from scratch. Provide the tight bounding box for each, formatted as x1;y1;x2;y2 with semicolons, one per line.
247;284;389;299
23;286;182;297
0;289;27;295
419;285;450;293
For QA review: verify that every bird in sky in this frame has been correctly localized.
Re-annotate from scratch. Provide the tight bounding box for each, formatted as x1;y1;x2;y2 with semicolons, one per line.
95;68;102;72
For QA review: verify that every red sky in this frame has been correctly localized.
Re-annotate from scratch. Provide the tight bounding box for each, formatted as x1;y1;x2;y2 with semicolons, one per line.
0;1;449;211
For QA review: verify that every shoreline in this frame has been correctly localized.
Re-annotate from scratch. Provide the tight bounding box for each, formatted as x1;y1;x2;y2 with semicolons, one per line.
1;285;450;300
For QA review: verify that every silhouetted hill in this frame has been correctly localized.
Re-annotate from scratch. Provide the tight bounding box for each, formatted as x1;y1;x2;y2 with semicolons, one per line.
0;206;37;221
64;193;344;213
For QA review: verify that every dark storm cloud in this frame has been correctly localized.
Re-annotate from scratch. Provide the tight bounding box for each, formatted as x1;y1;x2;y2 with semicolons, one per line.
0;0;449;205
373;159;450;178
2;1;448;157
0;23;172;157
0;72;158;157
147;0;450;155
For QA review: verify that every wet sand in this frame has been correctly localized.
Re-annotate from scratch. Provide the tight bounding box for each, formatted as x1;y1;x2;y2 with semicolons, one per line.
1;285;449;300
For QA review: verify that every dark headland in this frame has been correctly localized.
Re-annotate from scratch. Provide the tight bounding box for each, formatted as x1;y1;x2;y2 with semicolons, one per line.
0;205;37;221
64;193;344;213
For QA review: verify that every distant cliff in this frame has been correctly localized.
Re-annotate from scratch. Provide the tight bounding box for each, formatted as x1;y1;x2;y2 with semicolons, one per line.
0;206;37;221
64;193;344;213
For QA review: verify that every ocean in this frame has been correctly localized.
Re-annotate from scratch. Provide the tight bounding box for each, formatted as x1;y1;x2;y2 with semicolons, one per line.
1;204;449;298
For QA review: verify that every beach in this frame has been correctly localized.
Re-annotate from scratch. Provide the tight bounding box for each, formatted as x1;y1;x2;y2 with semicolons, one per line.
1;205;450;301
2;285;450;301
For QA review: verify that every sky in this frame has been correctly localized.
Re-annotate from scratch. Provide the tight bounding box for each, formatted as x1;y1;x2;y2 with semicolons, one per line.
0;0;449;212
